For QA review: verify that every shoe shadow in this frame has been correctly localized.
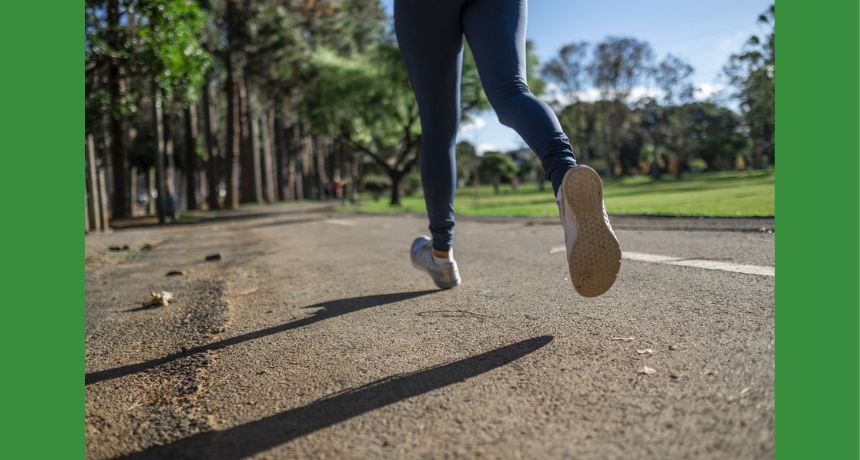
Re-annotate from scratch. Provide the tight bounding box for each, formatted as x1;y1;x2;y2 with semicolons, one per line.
86;290;437;386
118;335;553;459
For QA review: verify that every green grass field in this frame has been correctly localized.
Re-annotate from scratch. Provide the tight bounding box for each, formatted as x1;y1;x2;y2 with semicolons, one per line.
342;170;774;217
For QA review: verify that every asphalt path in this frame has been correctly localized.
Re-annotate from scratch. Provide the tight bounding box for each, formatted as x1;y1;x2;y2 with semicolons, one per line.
85;204;774;459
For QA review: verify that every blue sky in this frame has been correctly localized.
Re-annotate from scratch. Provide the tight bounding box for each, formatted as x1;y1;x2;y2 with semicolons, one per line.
381;0;772;152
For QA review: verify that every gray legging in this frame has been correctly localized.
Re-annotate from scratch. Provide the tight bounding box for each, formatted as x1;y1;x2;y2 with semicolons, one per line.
395;0;577;251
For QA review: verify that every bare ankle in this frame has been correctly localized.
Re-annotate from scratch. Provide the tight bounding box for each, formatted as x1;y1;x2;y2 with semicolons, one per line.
432;248;453;260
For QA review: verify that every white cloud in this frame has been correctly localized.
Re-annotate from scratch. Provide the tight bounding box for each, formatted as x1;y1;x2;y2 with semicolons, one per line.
461;116;487;132
476;142;499;154
695;82;725;99
541;82;725;105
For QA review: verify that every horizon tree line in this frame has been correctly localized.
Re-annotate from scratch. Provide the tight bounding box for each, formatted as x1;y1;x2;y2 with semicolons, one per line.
85;0;774;226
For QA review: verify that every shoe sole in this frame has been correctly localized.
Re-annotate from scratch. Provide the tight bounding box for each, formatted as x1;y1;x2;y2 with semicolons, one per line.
411;261;460;290
410;243;461;290
562;166;621;297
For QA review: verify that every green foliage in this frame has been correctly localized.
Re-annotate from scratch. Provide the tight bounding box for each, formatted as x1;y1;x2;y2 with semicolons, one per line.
456;141;480;184
542;41;589;104
525;40;546;96
346;171;774;218
588;36;654;100
479;152;520;190
459;44;491;121
302;44;417;151
138;0;211;103
655;54;694;105
723;3;774;167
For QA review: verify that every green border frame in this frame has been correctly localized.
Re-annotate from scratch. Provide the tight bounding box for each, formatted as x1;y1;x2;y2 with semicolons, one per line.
777;2;859;459
1;1;858;458
0;1;84;457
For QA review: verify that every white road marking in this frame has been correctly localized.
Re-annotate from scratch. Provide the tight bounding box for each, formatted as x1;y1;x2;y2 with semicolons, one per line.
621;251;680;264
667;258;774;277
549;247;774;277
323;219;358;226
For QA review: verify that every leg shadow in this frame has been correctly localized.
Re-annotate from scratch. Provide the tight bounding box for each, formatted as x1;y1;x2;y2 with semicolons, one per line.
86;290;437;386
119;335;553;459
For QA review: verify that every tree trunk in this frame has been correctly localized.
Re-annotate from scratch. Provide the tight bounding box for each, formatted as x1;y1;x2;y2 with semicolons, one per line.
85;134;102;232
389;170;403;206
261;107;276;203
130;166;138;214
239;75;262;203
650;138;662;180
184;105;199;210
107;0;130;218
274;113;287;201
286;122;300;201
202;73;220;210
163;109;177;218
300;123;312;199
97;168;111;230
349;154;360;202
224;58;240;209
151;82;167;224
601;114;615;179
312;135;328;199
147;167;155;215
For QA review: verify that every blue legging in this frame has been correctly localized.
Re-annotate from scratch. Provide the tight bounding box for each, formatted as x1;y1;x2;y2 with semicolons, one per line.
395;0;577;251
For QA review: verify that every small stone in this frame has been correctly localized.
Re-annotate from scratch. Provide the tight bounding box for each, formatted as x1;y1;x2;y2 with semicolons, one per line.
166;270;184;277
669;345;678;351
636;348;654;355
706;369;718;377
108;245;129;252
638;366;657;375
670;372;681;381
205;253;222;261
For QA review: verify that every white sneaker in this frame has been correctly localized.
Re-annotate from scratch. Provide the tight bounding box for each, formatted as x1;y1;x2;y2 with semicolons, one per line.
410;236;461;289
557;166;621;297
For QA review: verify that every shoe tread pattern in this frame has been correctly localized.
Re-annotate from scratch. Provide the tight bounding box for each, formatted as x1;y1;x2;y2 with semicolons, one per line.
563;166;621;297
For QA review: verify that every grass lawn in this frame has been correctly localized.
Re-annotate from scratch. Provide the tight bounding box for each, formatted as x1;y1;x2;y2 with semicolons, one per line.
342;170;774;218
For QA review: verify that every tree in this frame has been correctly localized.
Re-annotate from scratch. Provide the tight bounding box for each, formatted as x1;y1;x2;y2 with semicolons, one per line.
680;102;747;172
138;0;211;221
633;98;665;178
456;141;480;186
723;4;774;168
558;100;599;164
588;37;654;177
86;0;136;218
87;0;210;222
300;45;418;205
637;54;693;178
654;54;694;105
542;41;590;106
479;152;519;194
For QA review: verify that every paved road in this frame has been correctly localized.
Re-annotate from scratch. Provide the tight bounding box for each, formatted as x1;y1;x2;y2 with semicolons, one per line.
85;204;774;459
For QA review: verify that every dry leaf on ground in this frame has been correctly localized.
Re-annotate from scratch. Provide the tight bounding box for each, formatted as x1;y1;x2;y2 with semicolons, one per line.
144;291;174;307
638;366;657;375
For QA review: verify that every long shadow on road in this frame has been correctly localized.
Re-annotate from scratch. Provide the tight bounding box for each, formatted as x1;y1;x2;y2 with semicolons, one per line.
86;290;437;386
119;335;553;459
